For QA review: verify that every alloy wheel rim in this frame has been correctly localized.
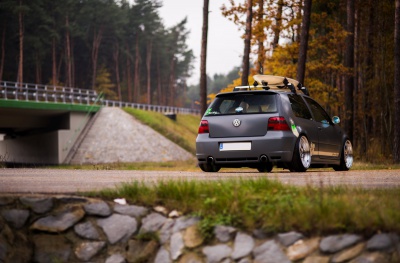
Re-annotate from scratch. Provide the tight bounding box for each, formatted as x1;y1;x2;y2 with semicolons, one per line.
299;136;311;168
344;140;353;169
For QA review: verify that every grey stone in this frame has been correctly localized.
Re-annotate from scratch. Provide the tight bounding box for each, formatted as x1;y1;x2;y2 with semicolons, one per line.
74;221;100;240
74;241;106;261
19;197;54;214
253;229;268;239
0;241;7;262
106;253;126;263
114;204;148;218
159;219;175;244
84;201;111;216
286;237;320;261
214;225;236;242
231;232;255;260
140;212;167;233
183;224;204;248
178;252;204;263
202;244;232;263
320;234;362;253
277;231;304;246
127;239;158;262
97;214;137;244
170;231;184;260
253;240;291;263
30;206;85;232
155;247;171;263
349;252;390;263
33;234;71;263
173;216;200;232
332;242;365;263
1;209;29;229
238;258;252;263
0;197;14;206
366;233;398;251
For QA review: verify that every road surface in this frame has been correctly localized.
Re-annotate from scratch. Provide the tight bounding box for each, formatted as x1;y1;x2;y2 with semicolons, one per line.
0;168;399;194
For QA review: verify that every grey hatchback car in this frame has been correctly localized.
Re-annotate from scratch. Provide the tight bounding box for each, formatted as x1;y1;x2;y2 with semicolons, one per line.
196;75;353;172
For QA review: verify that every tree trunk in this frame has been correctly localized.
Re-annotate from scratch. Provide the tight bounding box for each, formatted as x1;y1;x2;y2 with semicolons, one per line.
344;0;355;141
0;23;5;80
296;0;312;85
91;27;103;90
52;37;57;85
241;0;252;86
134;35;140;102
256;0;265;74
65;15;72;87
146;39;153;104
200;0;209;115
394;0;400;162
126;42;132;102
156;55;162;105
272;0;284;49
35;52;41;83
113;42;121;100
168;56;176;106
17;0;24;85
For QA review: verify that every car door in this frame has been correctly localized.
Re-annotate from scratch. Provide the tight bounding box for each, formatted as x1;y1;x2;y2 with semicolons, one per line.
287;94;319;156
304;97;342;159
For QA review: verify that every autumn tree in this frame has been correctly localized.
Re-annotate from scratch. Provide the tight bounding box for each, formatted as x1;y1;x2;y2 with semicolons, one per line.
200;0;209;115
241;0;252;85
296;0;312;85
395;0;400;162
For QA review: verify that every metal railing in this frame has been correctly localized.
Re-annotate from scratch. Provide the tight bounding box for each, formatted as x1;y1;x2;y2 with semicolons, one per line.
0;80;200;115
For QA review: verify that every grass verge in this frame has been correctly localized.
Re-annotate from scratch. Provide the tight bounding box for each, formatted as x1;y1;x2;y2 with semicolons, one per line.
123;108;200;155
87;177;400;237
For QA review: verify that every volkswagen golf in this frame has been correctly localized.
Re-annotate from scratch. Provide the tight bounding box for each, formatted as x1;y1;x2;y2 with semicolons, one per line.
196;75;353;173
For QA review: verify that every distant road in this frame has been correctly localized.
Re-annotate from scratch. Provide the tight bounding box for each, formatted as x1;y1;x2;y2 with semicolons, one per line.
0;169;399;194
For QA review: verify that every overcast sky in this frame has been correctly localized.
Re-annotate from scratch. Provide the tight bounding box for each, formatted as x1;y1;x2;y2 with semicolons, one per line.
158;0;244;85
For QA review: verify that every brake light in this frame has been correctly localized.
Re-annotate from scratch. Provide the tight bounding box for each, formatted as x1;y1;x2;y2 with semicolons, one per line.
268;116;290;131
198;120;209;134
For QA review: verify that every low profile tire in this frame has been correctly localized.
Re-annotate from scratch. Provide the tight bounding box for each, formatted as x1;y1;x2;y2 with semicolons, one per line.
199;163;221;172
289;135;311;172
333;139;353;171
257;163;273;173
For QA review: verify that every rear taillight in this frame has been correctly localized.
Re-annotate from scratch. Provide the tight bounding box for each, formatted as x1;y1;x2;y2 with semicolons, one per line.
268;116;290;131
198;120;209;134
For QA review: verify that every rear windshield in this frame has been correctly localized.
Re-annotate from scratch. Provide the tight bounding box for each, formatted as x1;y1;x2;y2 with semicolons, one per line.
204;93;277;116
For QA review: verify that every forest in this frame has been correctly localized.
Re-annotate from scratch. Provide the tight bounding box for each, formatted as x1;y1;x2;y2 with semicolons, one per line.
0;0;398;162
0;0;197;107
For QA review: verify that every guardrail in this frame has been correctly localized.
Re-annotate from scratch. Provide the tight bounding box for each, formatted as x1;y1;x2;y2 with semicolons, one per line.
0;80;200;115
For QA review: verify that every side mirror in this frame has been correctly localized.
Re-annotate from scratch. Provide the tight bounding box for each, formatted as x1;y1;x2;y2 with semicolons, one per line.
332;116;340;124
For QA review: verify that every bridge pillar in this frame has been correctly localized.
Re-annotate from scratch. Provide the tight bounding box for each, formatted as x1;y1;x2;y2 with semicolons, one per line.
0;112;93;165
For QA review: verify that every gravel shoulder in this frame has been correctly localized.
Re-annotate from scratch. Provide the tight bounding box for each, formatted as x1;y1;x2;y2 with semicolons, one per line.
70;107;194;164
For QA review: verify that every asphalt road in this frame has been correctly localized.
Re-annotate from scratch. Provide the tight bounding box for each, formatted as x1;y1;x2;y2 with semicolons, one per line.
0;168;399;194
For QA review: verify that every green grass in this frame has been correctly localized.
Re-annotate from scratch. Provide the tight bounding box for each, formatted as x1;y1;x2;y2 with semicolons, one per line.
123;108;200;155
87;177;400;237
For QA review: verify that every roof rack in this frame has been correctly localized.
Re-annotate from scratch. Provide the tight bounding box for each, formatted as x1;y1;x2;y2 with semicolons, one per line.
232;75;309;95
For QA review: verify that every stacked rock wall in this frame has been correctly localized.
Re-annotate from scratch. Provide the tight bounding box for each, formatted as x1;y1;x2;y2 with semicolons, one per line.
0;195;399;263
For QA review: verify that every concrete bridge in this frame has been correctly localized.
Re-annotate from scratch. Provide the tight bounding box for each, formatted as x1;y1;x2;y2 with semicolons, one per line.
0;81;199;165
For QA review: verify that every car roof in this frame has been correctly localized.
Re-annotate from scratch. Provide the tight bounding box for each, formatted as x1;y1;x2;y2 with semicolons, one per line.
229;75;309;96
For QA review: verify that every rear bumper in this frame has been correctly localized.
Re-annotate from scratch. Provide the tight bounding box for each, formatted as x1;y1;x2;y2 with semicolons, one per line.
196;131;297;166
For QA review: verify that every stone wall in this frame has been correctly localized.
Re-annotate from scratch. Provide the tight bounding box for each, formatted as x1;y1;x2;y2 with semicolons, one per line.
0;195;399;263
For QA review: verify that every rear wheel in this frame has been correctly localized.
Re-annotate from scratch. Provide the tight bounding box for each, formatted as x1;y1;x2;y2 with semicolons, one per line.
199;163;221;172
257;163;273;173
289;135;311;172
333;139;353;171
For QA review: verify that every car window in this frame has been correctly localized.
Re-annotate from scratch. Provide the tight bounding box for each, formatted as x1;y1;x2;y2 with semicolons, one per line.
304;97;332;124
205;93;277;116
288;94;312;120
